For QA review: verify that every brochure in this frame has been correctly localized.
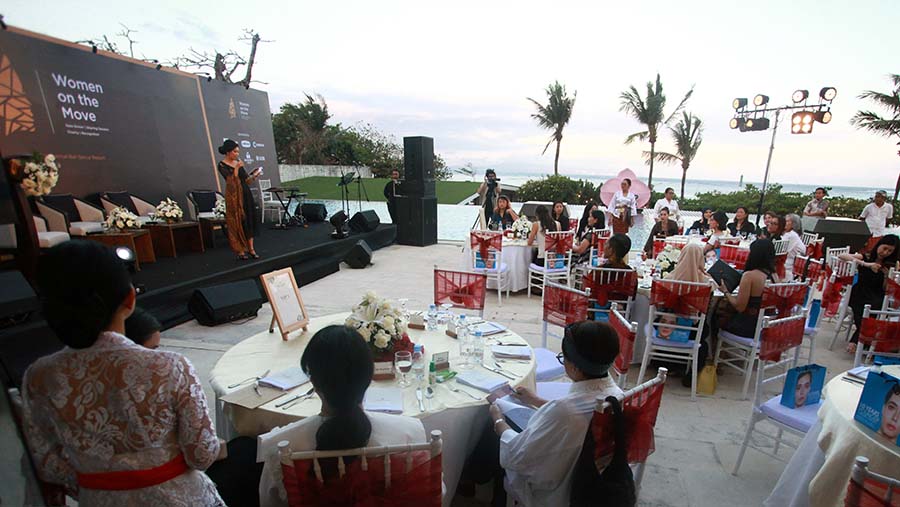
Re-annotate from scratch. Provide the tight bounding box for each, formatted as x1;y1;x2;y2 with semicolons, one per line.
853;370;900;446
780;364;826;408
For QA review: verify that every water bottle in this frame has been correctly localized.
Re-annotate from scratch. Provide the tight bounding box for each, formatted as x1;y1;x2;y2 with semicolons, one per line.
457;315;471;369
426;304;438;331
472;330;485;367
412;344;426;386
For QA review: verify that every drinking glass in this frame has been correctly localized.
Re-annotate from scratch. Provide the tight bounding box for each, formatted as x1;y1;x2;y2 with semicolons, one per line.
395;351;412;387
440;303;454;324
398;298;410;320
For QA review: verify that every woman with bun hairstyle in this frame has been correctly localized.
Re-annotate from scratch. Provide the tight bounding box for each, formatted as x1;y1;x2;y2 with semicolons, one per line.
218;139;261;260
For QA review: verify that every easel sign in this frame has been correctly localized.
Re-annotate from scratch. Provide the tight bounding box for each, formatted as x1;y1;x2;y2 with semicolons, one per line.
260;268;309;340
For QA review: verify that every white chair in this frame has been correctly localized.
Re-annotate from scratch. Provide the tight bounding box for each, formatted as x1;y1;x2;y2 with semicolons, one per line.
582;266;638;322
469;230;510;305
844;456;900;507
883;276;900;312
535;281;590;382
609;303;638;387
827;258;860;350
715;282;808;400
637;278;713;401
258;179;282;224
852;305;900;367
732;313;815;475
528;230;575;299
826;246;850;266
800;232;819;246
773;238;790;281
35;194;104;236
32;216;69;248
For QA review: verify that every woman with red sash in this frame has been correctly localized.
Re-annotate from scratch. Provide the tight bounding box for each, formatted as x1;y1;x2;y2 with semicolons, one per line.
22;241;225;506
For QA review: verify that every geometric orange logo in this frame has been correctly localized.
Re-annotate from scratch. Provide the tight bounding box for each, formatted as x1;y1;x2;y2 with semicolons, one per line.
0;53;36;135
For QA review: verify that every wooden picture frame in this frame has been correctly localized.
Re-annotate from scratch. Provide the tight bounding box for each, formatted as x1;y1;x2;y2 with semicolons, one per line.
260;268;309;340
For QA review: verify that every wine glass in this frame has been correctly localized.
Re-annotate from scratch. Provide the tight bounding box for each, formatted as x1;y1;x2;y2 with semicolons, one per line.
398;298;410;320
394;351;412;387
440;303;454;324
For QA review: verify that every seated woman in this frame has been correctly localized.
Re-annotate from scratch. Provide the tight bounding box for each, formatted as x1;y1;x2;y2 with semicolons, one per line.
257;325;426;507
576;200;599;238
688;207;712;235
125;306;162;349
643;206;679;258
727;207;757;238
552;201;571;232
22;241;225;506
664;242;715;385
489;320;624;507
839;235;900;354
758;213;784;241
489;195;519;230
604;233;632;269
782;213;807;280
527;205;561;267
703;211;730;255
572;209;606;265
718;239;777;338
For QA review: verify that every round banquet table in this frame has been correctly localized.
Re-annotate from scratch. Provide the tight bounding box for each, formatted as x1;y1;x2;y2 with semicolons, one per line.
461;238;532;292
210;312;537;507
764;365;900;507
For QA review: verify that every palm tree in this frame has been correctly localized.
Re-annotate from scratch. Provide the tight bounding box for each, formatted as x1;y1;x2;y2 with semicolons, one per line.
850;74;900;201
620;74;693;189
527;81;576;176
643;112;703;200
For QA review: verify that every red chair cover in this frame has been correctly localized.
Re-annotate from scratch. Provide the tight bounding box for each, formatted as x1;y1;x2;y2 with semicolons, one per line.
807;259;823;284
759;316;805;362
469;231;502;265
723;238;742;246
433;269;487;311
609;312;636;376
720;244;749;270
591;380;664;464
593;235;609;257
583;270;638;307
774;253;787;280
807;241;824;260
792;256;808;281
858;317;900;353
822;272;855;318
569;218;578;230
885;278;900;307
282;452;442;507
543;283;589;328
844;477;900;507
861;237;882;256
649;280;712;316
652;239;665;259
545;232;574;255
761;284;808;317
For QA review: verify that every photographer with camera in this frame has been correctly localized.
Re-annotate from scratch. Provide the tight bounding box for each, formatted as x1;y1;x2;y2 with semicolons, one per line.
478;169;502;224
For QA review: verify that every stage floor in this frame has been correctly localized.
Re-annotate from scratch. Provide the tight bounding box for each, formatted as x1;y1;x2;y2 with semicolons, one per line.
134;221;396;328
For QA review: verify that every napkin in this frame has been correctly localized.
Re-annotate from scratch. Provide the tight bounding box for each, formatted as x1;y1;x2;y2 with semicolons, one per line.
258;367;309;391
364;387;404;414
471;321;507;336
456;369;508;392
492;345;531;359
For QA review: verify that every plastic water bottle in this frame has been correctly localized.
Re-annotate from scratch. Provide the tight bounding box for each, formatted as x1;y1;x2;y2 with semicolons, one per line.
472;330;485;367
426;304;438;331
412;344;426;386
457;315;471;369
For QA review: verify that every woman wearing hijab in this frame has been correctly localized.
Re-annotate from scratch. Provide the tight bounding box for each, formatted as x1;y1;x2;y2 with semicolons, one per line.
666;242;712;284
217;139;261;260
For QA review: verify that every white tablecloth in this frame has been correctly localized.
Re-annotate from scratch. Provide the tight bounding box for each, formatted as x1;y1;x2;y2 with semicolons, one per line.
765;366;900;507
461;240;533;292
209;312;537;506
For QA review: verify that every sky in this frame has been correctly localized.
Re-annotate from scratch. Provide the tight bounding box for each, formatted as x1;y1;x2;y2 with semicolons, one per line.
6;0;900;187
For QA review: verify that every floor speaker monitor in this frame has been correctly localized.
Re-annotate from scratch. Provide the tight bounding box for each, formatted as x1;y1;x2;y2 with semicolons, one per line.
349;210;380;233
189;279;263;326
345;240;373;268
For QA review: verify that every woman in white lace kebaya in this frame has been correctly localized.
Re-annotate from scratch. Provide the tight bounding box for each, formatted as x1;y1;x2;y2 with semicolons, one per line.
22;241;225;507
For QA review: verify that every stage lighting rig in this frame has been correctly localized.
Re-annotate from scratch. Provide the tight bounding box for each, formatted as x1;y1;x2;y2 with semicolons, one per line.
733;98;748;110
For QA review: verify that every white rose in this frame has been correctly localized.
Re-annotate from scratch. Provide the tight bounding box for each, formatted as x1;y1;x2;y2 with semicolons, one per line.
116;219;124;228
358;326;372;341
374;333;390;349
365;291;377;301
44;154;55;164
365;304;377;321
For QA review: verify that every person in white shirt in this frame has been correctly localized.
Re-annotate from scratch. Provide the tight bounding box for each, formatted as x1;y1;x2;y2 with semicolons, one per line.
653;187;680;223
703;211;730;255
256;325;426;507
860;190;894;238
803;187;829;218
783;214;807;281
609;178;639;234
489;320;624;507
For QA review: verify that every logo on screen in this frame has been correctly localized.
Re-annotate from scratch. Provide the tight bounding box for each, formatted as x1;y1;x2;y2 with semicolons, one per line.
228;98;236;119
0;54;36;135
240;140;251;148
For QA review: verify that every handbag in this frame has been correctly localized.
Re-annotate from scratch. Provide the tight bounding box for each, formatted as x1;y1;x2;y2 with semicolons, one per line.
697;361;718;395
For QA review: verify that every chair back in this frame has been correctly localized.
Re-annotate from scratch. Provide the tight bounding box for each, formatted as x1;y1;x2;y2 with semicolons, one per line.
433;267;487;317
774;252;789;280
883;277;900;312
651;238;666;259
259;178;274;202
806;257;825;285
761;282;809;317
853;305;900;367
801;232;818;245
277;431;443;507
750;313;806;406
792;254;809;282
845;456;900;507
807;238;825;260
664;236;690;250
827;246;851;266
583;267;638;320
647;278;713;351
609;303;638;384
544;231;575;270
589;230;612;266
469;230;503;270
541;282;590;348
720;244;749;270
569;217;578;230
773;238;790;255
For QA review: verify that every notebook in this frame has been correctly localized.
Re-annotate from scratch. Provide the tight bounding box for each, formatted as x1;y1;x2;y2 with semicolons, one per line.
471;321;507;336
258;367;310;391
707;259;742;292
456;369;508;392
495;396;536;432
492;345;531;359
363;387;404;414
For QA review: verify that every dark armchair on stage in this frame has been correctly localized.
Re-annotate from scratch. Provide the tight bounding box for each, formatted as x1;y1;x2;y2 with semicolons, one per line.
186;190;225;220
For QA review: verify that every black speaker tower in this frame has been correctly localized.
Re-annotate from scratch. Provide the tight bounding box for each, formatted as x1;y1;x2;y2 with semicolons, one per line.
397;136;438;246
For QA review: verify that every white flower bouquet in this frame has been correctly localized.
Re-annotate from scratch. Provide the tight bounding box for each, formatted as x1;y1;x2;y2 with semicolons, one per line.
105;206;142;231
656;245;681;277
155;197;184;222
510;216;532;239
213;198;226;218
345;291;412;358
20;154;60;197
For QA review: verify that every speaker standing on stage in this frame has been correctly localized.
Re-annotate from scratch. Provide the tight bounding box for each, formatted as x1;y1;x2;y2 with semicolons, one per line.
218;139;261;260
383;169;401;223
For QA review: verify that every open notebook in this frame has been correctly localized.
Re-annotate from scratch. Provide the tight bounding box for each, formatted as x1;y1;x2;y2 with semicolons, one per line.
363;387;404;414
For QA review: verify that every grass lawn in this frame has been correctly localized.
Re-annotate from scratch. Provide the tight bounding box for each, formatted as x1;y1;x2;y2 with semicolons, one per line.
281;176;481;205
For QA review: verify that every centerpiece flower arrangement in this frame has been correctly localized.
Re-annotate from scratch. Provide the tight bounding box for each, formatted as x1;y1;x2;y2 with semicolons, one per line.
20;153;60;197
155;198;184;222
509;216;532;240
655;245;681;277
345;291;412;360
105;207;142;231
213;198;226;218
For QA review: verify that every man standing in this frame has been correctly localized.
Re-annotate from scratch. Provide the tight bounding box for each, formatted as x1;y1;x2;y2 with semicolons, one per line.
803;187;829;218
383;169;401;223
860;190;894;240
477;169;502;223
653;187;680;222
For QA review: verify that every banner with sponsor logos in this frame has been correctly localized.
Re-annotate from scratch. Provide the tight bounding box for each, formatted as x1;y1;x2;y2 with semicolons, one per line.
0;25;279;217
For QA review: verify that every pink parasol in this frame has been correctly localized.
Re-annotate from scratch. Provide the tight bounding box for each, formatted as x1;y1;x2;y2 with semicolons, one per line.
599;168;651;208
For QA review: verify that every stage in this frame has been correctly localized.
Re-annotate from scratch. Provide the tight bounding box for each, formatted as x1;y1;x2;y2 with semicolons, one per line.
134;221;396;329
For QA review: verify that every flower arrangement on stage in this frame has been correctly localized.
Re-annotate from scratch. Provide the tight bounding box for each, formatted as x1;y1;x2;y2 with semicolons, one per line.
510;216;532;239
156;198;184;222
20;153;60;197
213;198;226;218
345;291;412;358
656;245;681;277
105;207;142;231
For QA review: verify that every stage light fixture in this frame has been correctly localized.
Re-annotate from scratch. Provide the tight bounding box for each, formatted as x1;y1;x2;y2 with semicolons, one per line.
816;110;832;124
753;94;769;107
733;98;748;110
739;117;770;132
792;89;809;103
791;111;815;134
330;211;349;239
819;87;837;101
115;246;137;273
729;117;741;129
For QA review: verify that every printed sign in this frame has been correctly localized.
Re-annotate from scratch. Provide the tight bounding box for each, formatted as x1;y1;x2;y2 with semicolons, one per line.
853;370;900;447
780;364;826;408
